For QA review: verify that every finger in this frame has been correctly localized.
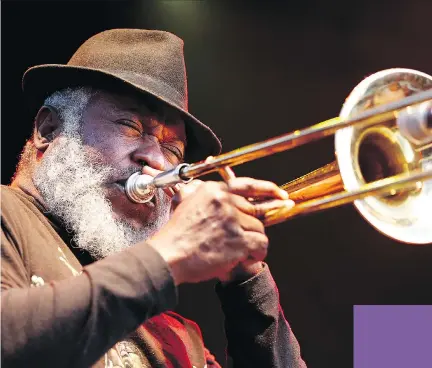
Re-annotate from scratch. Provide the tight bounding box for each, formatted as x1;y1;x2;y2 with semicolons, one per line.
242;254;266;267
229;194;257;215
164;187;176;199
234;207;265;234
164;183;186;199
142;165;163;177
243;231;269;263
253;199;295;219
227;177;289;200
177;180;203;200
230;194;294;220
171;180;204;208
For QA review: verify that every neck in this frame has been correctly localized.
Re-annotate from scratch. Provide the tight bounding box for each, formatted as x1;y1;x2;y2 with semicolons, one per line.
11;169;48;212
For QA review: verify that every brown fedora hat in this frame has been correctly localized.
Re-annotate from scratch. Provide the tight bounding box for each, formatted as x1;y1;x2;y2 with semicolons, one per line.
22;29;222;162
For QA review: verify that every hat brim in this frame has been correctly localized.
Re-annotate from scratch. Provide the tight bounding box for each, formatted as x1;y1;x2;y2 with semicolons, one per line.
22;65;222;162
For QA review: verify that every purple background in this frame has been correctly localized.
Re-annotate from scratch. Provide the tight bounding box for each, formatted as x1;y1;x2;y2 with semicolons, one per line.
354;305;432;368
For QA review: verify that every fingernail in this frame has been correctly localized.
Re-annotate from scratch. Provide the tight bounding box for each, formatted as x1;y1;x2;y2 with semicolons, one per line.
285;199;295;208
279;189;289;199
142;166;162;177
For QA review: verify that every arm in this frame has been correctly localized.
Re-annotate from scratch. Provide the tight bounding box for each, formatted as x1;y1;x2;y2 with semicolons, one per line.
0;177;270;368
216;263;307;368
1;225;177;368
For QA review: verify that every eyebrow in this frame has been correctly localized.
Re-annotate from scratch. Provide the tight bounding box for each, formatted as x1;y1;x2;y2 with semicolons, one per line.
108;101;142;115
110;100;184;126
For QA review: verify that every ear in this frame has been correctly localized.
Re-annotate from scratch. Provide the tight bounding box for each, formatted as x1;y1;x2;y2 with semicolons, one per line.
33;106;61;152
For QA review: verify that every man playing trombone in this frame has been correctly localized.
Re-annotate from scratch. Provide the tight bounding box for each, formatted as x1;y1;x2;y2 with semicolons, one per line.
1;29;306;367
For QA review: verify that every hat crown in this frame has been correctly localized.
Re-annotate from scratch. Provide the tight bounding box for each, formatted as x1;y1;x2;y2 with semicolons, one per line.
68;29;188;109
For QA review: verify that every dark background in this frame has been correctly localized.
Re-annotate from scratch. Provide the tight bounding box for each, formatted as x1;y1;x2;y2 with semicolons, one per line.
2;1;432;367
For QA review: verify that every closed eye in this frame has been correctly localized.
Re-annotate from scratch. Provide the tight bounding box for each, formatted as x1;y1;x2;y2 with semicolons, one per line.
116;119;143;134
162;143;184;161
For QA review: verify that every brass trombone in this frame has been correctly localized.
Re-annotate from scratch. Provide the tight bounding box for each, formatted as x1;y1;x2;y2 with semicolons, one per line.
126;68;432;244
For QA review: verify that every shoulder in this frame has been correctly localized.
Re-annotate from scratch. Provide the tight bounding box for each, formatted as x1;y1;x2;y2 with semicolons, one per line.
2;185;31;208
2;186;24;223
1;185;50;246
1;185;20;206
1;186;32;281
1;185;36;226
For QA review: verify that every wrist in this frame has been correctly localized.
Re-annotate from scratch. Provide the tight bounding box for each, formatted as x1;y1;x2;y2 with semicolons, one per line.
147;239;184;286
220;261;264;284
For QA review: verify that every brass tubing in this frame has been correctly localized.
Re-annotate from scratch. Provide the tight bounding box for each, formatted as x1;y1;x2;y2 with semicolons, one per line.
263;168;432;226
181;90;432;180
280;161;343;201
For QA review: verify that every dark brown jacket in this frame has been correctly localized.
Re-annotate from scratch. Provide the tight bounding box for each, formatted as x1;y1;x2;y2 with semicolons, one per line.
1;186;306;367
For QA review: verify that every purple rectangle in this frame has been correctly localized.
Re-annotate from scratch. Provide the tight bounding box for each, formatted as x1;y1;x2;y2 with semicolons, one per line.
354;305;432;368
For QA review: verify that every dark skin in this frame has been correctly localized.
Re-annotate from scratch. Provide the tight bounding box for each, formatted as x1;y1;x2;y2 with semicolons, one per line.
17;89;294;284
79;91;187;230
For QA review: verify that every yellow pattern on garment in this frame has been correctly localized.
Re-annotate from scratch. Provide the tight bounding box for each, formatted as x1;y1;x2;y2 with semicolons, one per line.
57;246;81;276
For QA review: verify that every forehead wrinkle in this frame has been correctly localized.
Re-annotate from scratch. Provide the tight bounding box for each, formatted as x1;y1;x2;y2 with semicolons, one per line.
90;91;145;117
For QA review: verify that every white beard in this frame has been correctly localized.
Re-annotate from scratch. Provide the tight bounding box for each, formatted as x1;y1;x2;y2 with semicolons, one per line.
33;133;171;260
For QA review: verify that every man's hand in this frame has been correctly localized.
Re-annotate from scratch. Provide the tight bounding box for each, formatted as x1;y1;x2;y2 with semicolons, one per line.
216;178;294;283
147;177;293;285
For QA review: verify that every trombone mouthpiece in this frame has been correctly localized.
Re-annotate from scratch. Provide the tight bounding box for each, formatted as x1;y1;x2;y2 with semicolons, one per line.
125;172;157;203
124;164;192;203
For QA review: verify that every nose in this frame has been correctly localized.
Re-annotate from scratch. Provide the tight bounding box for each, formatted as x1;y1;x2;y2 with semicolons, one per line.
131;135;166;171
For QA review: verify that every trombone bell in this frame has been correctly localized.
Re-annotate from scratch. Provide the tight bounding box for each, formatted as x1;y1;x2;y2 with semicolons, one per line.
336;69;432;244
277;69;432;244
